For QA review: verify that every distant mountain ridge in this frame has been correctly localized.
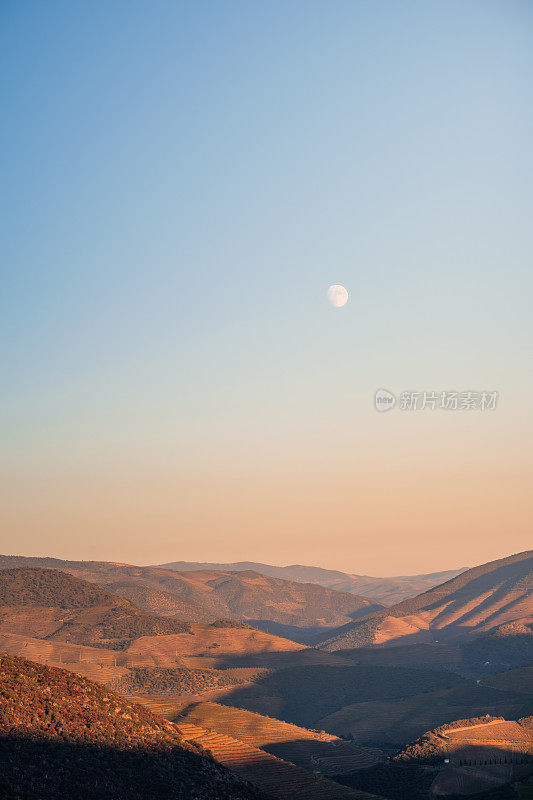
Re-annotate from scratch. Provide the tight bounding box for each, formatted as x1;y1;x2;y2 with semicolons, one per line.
157;560;467;605
319;550;533;652
0;556;382;643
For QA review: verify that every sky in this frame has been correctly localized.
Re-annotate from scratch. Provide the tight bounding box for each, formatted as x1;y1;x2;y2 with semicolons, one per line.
1;0;532;576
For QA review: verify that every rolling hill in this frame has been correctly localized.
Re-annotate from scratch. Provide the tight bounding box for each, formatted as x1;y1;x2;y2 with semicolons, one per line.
315;677;533;747
0;651;264;800
483;665;533;696
157;560;466;606
396;715;533;764
173;700;384;775
0;556;383;643
126;696;385;800
327;634;533;680
0;567;192;649
0;567;329;705
0;568;356;728
214;663;466;729
394;716;533;797
319;550;533;652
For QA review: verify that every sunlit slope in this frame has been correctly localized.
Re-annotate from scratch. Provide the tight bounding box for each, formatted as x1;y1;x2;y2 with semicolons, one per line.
0;555;382;641
0;567;191;648
320;550;532;651
396;716;533;797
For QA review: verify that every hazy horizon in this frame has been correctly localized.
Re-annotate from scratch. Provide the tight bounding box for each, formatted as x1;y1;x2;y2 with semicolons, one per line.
0;546;520;580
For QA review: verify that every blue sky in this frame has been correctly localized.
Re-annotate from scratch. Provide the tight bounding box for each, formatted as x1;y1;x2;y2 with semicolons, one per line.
1;1;532;572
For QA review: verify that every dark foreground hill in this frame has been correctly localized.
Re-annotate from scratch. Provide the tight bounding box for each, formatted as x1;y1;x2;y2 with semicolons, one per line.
0;567;191;650
157;560;466;606
0;652;264;800
0;556;383;643
320;550;533;652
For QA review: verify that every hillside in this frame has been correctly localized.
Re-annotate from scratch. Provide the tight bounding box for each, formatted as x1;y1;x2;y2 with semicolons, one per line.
0;613;316;705
171;719;384;799
3;624;528;758
0;568;192;650
0;566;112;608
215;663;465;728
319;550;533;652
316;678;533;748
0;652;264;799
157;560;466;606
0;556;383;643
335;717;533;799
174;700;384;775
158;569;383;641
126;696;385;800
396;715;533;764
394;716;533;797
483;665;533;696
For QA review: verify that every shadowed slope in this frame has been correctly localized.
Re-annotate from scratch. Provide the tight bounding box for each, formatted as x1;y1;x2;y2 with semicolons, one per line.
119;698;386;798
174;700;384;774
334;717;533;799
0;652;264;799
217;663;465;728
316;679;533;747
171;720;385;799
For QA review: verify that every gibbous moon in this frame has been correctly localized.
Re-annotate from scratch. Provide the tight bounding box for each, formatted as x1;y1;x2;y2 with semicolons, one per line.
327;284;349;308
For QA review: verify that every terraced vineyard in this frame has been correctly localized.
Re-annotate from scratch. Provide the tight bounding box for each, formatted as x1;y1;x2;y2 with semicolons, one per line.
0;631;131;682
175;701;384;775
124;625;305;668
397;716;533;761
430;762;533;797
0;632;275;705
380;716;533;798
173;719;385;799
0;630;184;670
445;719;533;744
428;730;533;798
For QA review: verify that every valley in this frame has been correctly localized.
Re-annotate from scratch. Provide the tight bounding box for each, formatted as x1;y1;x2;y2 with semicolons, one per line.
0;551;531;799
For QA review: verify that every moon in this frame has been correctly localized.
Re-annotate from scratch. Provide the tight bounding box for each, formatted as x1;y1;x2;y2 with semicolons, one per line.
327;284;349;308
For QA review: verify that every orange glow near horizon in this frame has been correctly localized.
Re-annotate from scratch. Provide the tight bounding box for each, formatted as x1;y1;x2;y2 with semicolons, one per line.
1;395;531;576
